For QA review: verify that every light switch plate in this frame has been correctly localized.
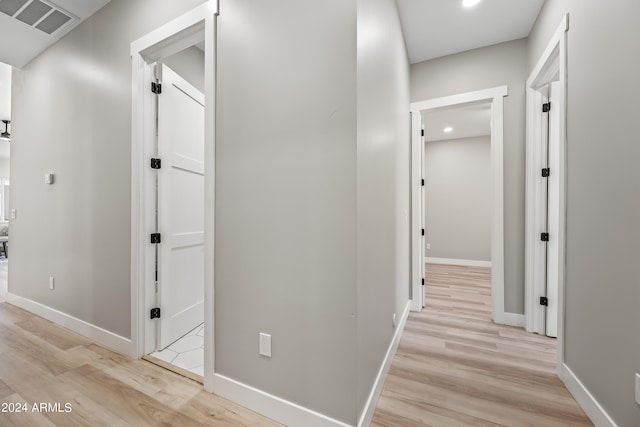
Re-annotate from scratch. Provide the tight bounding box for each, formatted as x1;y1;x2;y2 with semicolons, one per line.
10;209;16;219
635;373;640;405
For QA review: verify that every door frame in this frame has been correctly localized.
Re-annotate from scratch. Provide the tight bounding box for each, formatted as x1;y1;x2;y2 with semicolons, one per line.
525;14;569;374
410;86;508;325
130;2;217;390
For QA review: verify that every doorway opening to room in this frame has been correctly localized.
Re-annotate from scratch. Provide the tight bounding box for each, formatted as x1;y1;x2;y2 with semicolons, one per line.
0;61;11;302
144;50;206;380
421;101;492;322
130;3;216;387
410;86;511;324
525;15;569;372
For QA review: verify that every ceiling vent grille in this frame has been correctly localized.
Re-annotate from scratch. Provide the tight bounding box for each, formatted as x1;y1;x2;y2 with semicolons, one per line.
0;0;75;35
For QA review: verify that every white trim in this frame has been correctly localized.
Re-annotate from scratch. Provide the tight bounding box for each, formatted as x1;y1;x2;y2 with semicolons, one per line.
410;86;507;326
6;293;132;355
492;311;526;328
410;86;508;113
524;14;569;375
561;364;618;427
130;3;217;391
358;301;411;427
410;112;423;310
211;375;352;427
425;257;492;268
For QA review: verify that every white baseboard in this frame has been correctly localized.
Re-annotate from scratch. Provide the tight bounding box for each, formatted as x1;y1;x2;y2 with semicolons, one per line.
211;374;352;427
561;363;618;427
6;293;132;356
211;301;412;427
493;311;526;328
358;300;411;427
425;257;492;268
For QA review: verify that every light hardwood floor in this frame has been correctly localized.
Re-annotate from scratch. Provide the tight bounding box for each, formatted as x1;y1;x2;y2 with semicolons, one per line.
0;264;593;426
371;263;593;427
0;302;281;427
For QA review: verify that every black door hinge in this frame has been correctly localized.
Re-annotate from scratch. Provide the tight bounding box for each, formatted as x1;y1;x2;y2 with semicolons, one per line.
150;233;161;244
542;102;551;113
150;158;161;169
151;82;162;94
150;307;161;319
421;278;425;286
539;296;548;306
541;168;550;177
421;129;424;137
421;179;424;186
541;232;549;242
421;228;425;236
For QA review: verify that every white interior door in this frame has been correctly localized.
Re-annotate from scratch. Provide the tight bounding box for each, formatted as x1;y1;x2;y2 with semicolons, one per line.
157;64;205;349
545;81;560;338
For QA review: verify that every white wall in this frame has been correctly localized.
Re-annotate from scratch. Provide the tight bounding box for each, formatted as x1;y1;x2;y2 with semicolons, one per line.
216;0;410;423
216;0;358;423
528;1;640;425
0;62;10;121
424;136;491;262
411;38;528;313
10;0;206;339
357;0;410;417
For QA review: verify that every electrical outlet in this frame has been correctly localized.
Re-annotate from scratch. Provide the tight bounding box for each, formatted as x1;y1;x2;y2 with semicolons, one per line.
49;276;54;290
426;243;431;250
259;333;271;357
635;373;640;405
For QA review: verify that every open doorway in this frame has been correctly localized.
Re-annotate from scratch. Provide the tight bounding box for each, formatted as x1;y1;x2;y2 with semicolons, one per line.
130;3;217;388
525;15;568;371
410;86;511;325
422;102;492;318
144;49;206;379
0;61;11;302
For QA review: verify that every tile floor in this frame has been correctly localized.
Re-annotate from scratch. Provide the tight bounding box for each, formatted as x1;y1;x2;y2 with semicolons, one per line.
150;323;204;376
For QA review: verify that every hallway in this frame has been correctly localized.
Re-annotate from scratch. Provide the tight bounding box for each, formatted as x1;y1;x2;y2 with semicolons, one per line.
371;263;593;426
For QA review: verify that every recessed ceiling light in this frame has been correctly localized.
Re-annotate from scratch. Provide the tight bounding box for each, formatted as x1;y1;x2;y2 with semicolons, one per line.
462;0;481;8
444;127;453;133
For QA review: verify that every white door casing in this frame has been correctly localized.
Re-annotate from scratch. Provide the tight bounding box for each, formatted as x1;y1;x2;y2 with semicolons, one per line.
130;3;217;390
157;64;205;349
545;81;561;338
525;14;568;373
410;86;507;324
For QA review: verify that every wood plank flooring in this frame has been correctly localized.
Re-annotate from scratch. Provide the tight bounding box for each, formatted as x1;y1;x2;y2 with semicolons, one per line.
371;263;593;427
0;264;593;426
0;302;281;427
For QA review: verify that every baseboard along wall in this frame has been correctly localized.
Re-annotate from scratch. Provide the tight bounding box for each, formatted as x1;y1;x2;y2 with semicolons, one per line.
561;363;618;427
5;293;132;356
211;300;412;427
357;300;411;427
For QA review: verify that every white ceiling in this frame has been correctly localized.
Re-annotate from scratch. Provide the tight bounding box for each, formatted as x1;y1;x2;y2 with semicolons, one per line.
397;0;545;64
422;101;491;142
0;0;111;68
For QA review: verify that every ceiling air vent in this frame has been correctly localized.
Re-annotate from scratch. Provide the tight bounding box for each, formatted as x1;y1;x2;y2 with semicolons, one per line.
0;0;74;35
